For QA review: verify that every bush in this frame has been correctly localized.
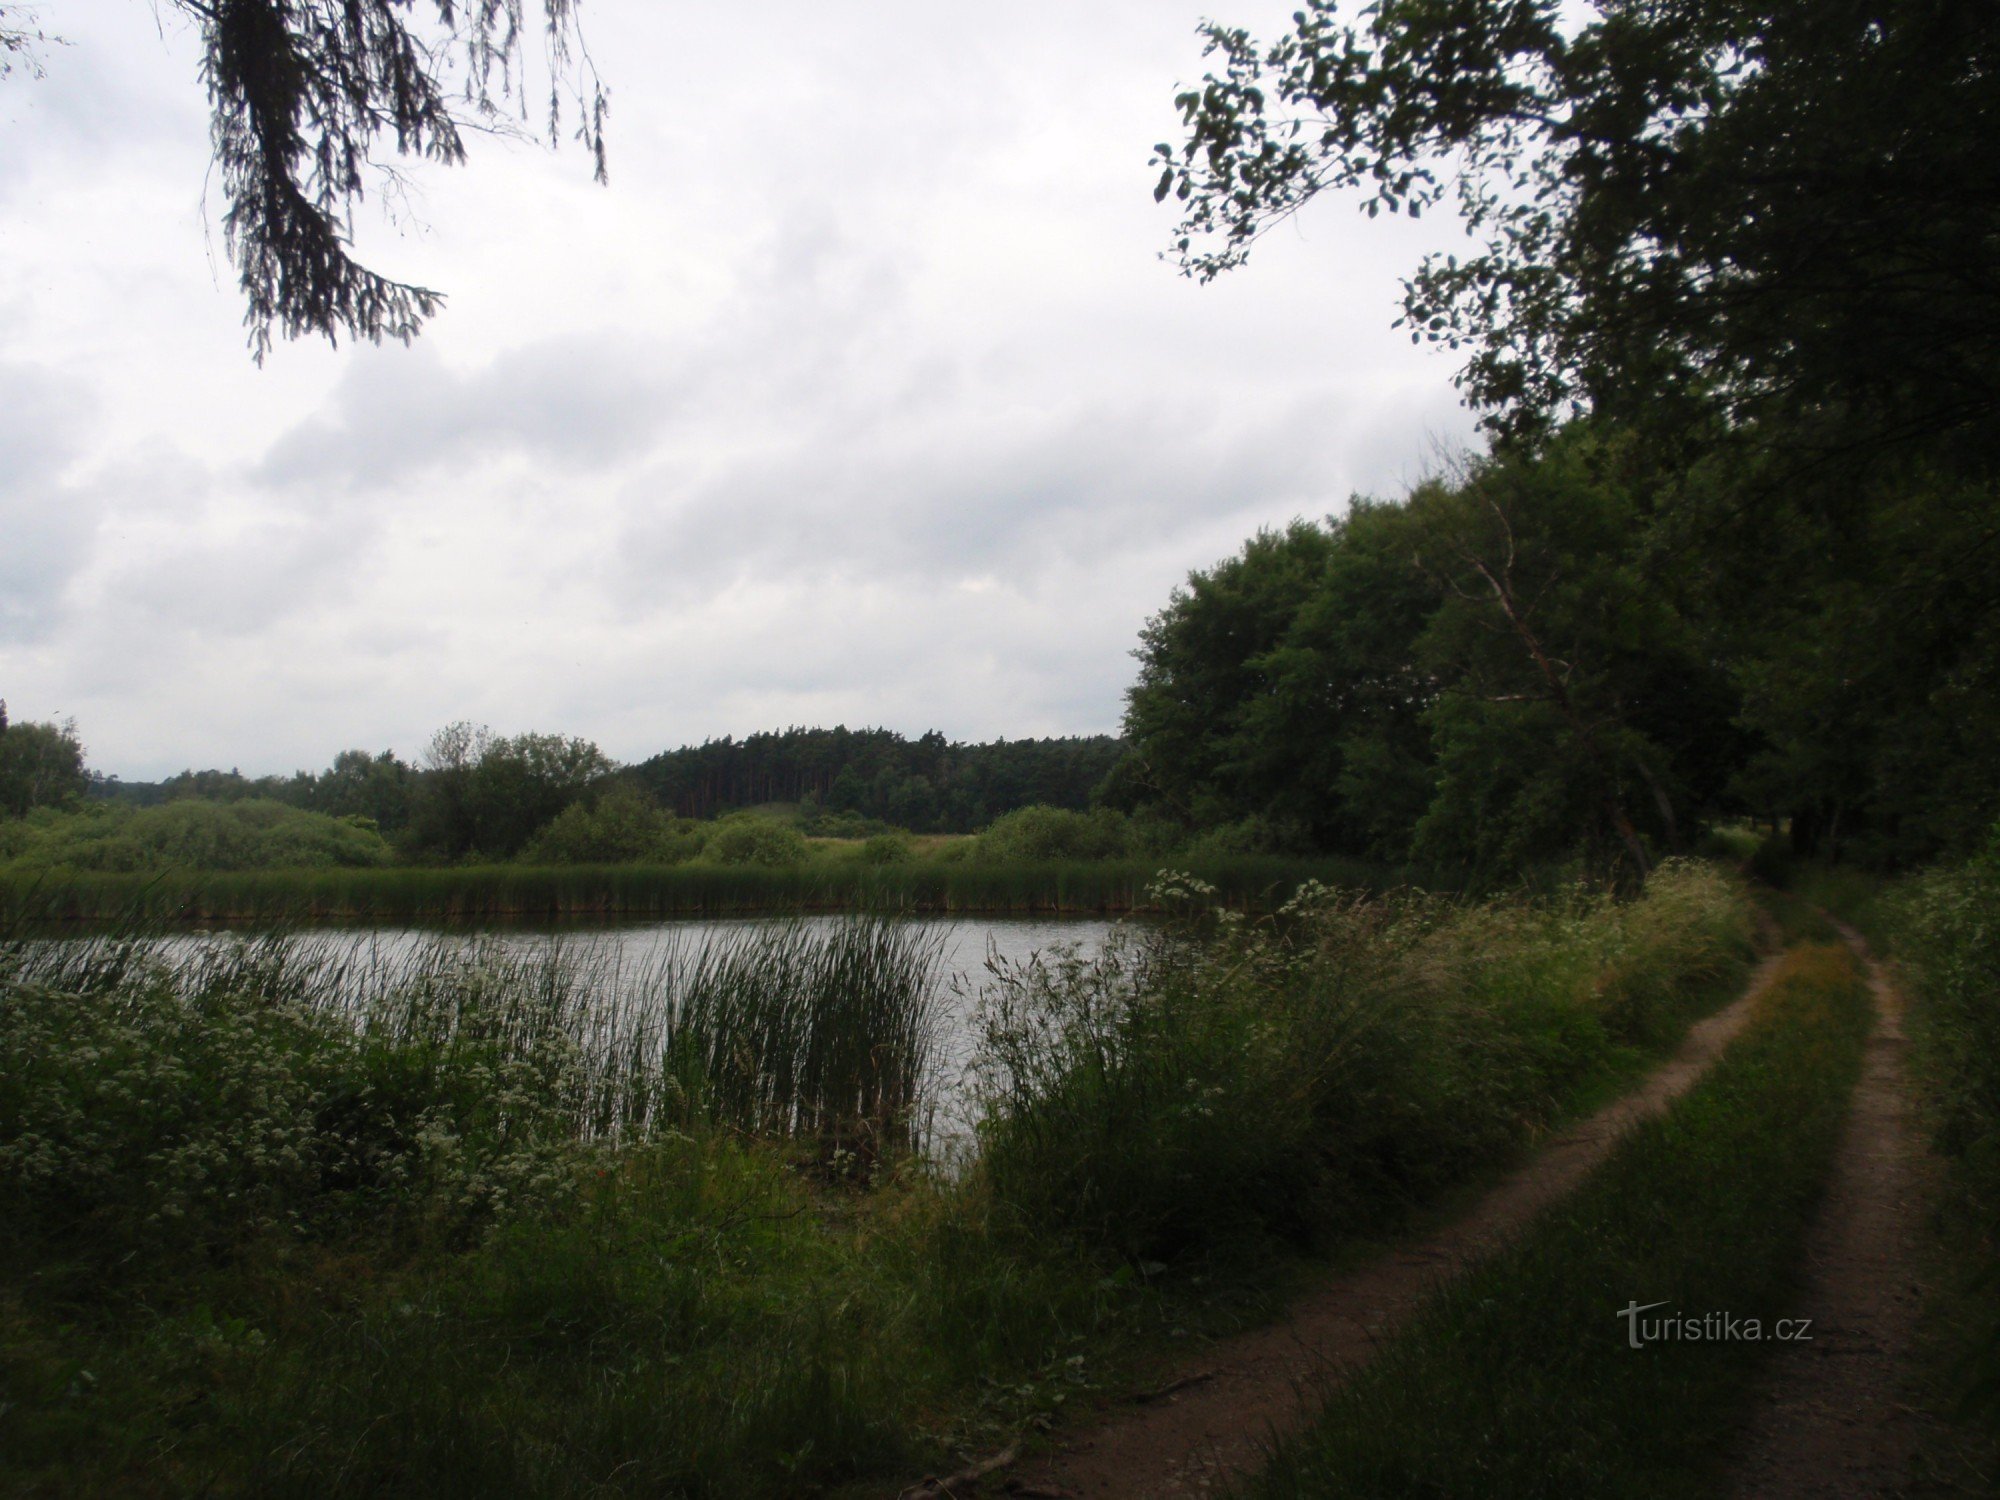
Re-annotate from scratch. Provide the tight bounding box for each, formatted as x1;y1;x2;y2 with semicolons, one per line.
1179;813;1295;861
801;809;893;839
858;833;914;865
976;806;1132;862
704;816;810;867
1900;830;2000;1215
519;787;703;865
1;799;393;872
973;861;1753;1262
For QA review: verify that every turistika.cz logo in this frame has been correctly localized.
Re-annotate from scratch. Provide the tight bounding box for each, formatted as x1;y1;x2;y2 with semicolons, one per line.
1617;1301;1814;1349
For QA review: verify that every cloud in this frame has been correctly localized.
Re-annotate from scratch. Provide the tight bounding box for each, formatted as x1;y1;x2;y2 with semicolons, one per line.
254;335;681;494
610;384;1448;605
0;362;102;641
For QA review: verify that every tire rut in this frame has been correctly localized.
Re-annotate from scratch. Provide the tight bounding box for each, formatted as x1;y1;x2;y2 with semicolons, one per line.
1724;924;1938;1499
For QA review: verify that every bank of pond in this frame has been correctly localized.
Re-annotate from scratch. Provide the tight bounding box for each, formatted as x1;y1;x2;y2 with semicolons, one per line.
0;854;1389;925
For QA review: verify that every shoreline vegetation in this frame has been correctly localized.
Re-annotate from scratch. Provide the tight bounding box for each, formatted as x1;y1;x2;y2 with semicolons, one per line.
2;862;1756;1496
0;854;1394;927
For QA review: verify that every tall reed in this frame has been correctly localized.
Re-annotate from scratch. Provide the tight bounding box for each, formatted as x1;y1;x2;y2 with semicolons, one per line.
0;913;953;1264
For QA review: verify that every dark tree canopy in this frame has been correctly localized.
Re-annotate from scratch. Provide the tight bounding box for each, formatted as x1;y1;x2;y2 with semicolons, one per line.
1156;0;2000;463
38;1;609;358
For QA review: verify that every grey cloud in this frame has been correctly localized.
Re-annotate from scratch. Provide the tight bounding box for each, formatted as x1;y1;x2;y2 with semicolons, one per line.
0;362;101;641
613;393;1360;604
255;335;680;493
98;513;369;639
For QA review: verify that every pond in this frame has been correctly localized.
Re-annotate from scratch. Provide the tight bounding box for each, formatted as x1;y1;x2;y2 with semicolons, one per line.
89;913;1129;1145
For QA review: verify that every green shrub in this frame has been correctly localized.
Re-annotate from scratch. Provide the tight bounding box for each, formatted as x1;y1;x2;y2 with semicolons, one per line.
858;833;914;865
704;815;810;867
519;787;703;865
1900;830;2000;1221
1;799;393;873
976;805;1132;862
801;809;893;839
973;861;1752;1262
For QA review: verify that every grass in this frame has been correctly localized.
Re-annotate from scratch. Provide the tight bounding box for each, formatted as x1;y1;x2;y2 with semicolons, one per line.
1885;840;2000;1488
0;860;1762;1496
1754;831;2000;1487
1241;941;1875;1500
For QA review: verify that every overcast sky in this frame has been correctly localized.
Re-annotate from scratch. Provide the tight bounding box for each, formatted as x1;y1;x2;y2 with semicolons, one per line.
0;0;1477;782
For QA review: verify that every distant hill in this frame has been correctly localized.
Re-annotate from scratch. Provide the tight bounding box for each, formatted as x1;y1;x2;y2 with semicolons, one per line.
625;726;1126;833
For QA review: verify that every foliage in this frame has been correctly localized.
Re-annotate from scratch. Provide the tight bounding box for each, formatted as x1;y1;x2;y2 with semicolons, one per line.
520;785;705;865
973;860;1752;1261
1143;0;2000;874
1706;460;2000;864
0;868;1761;1494
405;722;616;862
1123;428;1743;880
0;854;1390;924
857;831;915;865
1;798;392;872
164;0;608;358
0;918;947;1267
627;726;1126;833
1897;831;2000;1291
0;707;88;818
703;814;810;868
1157;0;2000;467
975;805;1135;863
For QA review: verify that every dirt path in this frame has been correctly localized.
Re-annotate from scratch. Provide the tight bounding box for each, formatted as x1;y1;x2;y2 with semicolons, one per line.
899;950;1788;1500
1724;925;1938;1499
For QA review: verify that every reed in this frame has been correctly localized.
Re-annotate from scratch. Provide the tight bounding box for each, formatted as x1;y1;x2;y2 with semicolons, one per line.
0;855;1395;926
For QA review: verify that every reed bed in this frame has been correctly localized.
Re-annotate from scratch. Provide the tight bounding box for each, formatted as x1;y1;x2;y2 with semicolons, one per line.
0;855;1390;926
0;915;952;1217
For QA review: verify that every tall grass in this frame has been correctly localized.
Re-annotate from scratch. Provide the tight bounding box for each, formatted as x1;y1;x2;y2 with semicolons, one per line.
1892;834;2000;1443
0;861;1765;1497
971;861;1755;1261
0;916;949;1277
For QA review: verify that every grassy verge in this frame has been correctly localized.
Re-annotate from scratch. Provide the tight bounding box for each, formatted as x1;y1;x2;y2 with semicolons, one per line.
972;860;1755;1265
1888;841;2000;1490
1241;942;1874;1500
0;863;1758;1496
1758;834;2000;1487
0;855;1390;926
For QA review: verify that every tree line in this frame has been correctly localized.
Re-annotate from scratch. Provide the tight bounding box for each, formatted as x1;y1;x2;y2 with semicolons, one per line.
626;727;1125;833
4;722;1125;863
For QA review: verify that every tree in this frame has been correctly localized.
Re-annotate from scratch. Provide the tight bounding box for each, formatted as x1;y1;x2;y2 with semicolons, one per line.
3;1;607;358
1156;0;2000;467
0;703;90;817
0;5;55;79
405;722;614;859
1121;428;1748;879
1122;511;1438;856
